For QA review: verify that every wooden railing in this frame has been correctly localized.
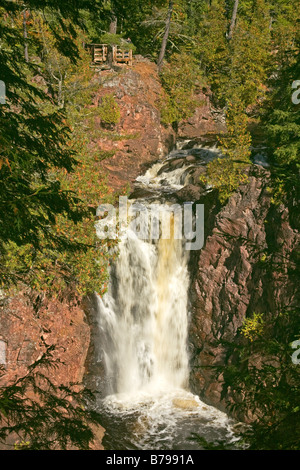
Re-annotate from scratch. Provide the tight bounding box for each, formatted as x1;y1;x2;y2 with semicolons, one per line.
87;44;133;66
114;47;133;66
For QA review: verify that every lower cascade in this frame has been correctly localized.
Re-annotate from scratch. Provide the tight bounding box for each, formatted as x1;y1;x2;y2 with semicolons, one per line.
94;144;240;450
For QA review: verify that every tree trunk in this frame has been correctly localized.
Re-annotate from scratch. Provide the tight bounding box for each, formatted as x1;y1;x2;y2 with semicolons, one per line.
23;9;29;62
109;15;118;35
57;75;64;108
157;0;173;73
108;14;117;68
228;0;239;40
107;45;114;68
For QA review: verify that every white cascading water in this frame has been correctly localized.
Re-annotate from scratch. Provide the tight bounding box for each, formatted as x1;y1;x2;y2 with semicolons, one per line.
97;208;190;396
95;146;239;449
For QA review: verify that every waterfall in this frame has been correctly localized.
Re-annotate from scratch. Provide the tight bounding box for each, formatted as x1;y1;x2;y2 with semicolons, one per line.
96;204;190;396
93;145;239;450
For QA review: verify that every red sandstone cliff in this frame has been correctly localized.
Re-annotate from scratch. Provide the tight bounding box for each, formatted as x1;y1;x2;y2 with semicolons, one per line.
91;56;223;191
93;58;176;191
188;164;299;417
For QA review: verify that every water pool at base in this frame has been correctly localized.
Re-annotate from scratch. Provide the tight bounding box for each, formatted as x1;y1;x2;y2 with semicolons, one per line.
96;388;241;450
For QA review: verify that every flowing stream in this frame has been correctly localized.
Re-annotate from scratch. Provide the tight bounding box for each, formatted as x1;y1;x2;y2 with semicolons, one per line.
94;143;241;450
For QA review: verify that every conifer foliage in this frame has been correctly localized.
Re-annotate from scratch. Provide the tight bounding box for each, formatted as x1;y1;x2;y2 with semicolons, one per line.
0;345;103;450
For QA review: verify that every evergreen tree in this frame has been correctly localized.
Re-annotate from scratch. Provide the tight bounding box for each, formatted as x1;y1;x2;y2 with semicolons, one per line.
263;33;300;227
0;345;104;450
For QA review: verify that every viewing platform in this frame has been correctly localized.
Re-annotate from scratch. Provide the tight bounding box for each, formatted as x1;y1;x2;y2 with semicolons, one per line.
87;44;133;67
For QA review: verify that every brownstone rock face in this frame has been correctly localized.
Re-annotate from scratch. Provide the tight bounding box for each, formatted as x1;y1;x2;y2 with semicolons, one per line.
177;91;226;140
0;294;90;387
188;165;299;415
0;293;105;449
91;58;176;192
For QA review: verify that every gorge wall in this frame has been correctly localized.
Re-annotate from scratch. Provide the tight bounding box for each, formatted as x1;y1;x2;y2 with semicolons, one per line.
187;164;299;417
0;59;169;449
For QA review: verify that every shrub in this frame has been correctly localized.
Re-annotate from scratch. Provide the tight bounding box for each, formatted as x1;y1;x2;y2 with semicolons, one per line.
98;93;121;128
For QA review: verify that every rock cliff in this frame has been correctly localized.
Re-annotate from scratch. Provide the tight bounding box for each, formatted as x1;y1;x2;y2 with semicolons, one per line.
187;164;299;415
0;292;106;449
92;56;224;192
92;58;176;191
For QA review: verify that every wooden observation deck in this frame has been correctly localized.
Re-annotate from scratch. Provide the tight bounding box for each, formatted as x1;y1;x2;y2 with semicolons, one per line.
87;44;133;67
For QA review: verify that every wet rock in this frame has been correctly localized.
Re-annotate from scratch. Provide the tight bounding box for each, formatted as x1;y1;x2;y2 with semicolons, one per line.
186;155;197;163
156;158;186;176
176;184;206;202
170;158;185;168
179;136;220;150
157;163;172;175
172;398;199;410
129;188;158;200
186;166;207;185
